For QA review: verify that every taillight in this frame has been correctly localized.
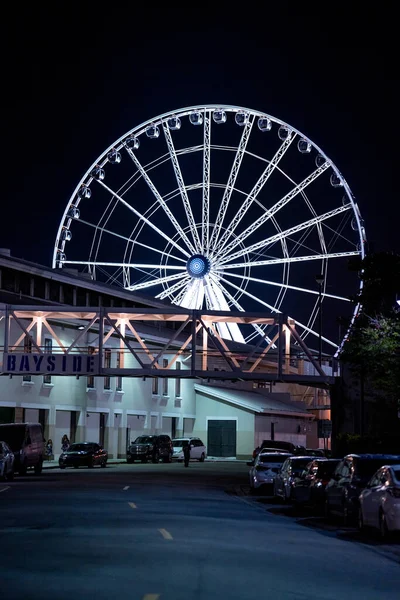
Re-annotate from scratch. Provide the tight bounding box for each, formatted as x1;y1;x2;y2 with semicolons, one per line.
387;487;400;498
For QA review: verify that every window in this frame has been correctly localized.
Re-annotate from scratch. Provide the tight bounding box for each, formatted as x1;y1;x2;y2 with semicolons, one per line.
87;346;95;389
162;359;168;395
23;334;32;383
175;361;181;397
43;338;52;384
116;351;123;391
104;349;111;390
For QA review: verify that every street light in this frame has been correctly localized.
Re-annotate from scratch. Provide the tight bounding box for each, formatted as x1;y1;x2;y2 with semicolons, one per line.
315;274;324;365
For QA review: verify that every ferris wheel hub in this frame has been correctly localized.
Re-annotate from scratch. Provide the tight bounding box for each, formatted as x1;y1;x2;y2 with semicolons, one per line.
186;254;211;279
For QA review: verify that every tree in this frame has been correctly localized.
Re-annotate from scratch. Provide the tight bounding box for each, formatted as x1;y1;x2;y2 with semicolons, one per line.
339;252;400;444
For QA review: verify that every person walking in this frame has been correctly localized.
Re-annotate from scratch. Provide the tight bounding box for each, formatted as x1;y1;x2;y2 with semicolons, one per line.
183;442;191;467
61;434;70;453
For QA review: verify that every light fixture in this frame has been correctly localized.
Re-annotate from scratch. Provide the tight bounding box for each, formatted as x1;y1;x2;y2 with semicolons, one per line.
78;325;85;330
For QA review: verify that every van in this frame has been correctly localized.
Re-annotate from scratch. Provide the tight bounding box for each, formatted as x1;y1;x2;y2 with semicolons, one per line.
0;423;45;475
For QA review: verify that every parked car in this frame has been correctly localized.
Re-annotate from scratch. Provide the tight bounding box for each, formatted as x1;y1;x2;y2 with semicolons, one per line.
273;455;316;502
249;452;291;494
126;435;173;464
0;441;15;481
325;454;400;525
359;464;400;538
172;437;207;462
292;459;341;507
0;423;44;475
305;448;330;458
253;440;306;459
59;442;108;469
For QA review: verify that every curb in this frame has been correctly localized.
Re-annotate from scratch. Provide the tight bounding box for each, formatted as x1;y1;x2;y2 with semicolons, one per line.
43;458;249;469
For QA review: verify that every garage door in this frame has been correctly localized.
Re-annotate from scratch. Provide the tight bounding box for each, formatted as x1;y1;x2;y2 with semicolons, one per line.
207;420;236;457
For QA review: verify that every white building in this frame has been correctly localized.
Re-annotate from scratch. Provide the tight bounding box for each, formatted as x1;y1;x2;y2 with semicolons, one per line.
0;250;317;459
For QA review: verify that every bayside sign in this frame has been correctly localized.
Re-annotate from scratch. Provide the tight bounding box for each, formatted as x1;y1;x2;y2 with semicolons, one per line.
2;353;100;375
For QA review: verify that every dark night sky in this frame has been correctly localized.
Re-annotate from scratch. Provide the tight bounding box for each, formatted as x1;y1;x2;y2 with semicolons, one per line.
3;9;399;270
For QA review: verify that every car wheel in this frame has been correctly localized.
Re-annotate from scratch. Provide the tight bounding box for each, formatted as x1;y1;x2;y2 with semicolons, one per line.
127;458;133;464
60;465;66;470
6;468;14;481
88;459;94;468
141;457;147;463
152;451;159;464
101;461;106;468
74;464;79;469
199;453;205;462
19;462;27;476
379;510;389;539
34;460;43;475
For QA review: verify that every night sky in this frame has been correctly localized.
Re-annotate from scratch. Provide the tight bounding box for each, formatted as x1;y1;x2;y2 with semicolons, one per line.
2;9;399;349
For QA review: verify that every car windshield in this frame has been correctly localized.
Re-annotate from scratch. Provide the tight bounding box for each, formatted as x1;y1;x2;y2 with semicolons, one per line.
258;454;286;464
291;459;313;473
173;440;190;447
317;461;340;477
68;443;92;452
0;426;25;451
357;458;400;480
133;436;154;444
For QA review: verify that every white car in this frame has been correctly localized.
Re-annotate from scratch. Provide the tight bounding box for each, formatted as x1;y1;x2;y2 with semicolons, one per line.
249;452;290;494
0;440;15;481
172;437;207;462
359;464;400;537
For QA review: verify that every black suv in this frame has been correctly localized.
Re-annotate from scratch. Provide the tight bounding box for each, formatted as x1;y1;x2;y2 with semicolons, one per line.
325;453;400;524
126;435;173;464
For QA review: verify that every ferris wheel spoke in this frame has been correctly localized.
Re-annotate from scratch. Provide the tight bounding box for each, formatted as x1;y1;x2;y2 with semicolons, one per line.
215;134;296;255
178;278;206;309
79;217;186;264
203;277;244;342
163;124;202;252
126;271;186;292
202;111;211;253
216;161;330;261
156;275;190;300
218;204;352;266
221;271;352;302
209;117;254;254
210;275;274;345
218;274;281;313
125;150;196;255
63;260;186;271
290;318;338;349
217;251;360;271
172;280;191;305
96;180;190;258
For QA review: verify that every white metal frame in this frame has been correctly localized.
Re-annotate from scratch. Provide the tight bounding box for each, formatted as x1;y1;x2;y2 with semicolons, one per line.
53;105;366;356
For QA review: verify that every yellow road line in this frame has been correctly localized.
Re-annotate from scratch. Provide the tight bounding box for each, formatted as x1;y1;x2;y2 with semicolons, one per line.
123;486;130;490
0;486;10;493
128;502;137;509
142;595;160;600
158;528;173;540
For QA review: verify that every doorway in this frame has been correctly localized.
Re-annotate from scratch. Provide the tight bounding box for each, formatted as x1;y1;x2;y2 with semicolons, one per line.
207;420;237;457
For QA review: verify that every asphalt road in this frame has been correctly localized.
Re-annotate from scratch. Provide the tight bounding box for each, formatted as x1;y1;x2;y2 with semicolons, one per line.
1;462;399;600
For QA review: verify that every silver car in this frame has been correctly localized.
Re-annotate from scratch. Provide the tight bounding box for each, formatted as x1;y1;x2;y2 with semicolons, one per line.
359;464;400;537
249;452;291;494
0;441;15;481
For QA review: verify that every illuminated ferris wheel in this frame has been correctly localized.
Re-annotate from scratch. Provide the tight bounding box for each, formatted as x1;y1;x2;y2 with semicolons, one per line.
53;105;366;355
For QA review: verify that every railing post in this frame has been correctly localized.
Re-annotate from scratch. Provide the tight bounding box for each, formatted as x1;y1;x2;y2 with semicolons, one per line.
4;305;10;354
